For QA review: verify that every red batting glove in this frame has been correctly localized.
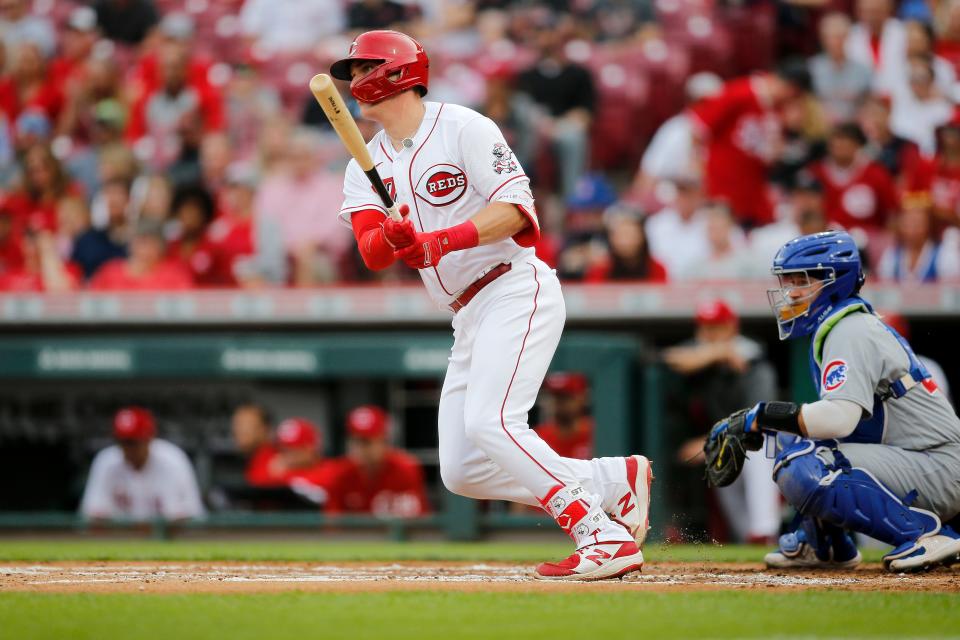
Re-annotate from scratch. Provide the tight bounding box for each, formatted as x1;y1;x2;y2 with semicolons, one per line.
382;204;415;249
396;221;479;270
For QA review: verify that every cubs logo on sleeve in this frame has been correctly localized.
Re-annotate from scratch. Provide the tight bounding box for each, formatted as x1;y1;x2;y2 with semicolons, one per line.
492;142;518;174
415;164;468;207
822;359;849;392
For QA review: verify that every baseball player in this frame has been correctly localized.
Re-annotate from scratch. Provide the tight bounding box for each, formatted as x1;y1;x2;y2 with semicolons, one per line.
80;407;205;522
332;30;652;580
322;405;429;517
704;230;960;572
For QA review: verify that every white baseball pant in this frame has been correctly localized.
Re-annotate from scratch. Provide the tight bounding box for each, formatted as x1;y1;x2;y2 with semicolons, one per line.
438;257;628;511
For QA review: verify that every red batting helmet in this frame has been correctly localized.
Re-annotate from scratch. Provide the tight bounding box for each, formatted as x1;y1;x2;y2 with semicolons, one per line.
346;405;389;440
329;30;429;104
113;407;156;441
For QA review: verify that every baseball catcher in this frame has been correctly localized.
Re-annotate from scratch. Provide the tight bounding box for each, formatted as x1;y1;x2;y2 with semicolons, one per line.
705;230;960;572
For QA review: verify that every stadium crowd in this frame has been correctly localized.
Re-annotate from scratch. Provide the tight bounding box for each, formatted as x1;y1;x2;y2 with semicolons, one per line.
1;0;960;292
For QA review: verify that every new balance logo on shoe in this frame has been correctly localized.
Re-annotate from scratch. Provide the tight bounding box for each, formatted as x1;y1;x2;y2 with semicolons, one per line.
618;493;636;518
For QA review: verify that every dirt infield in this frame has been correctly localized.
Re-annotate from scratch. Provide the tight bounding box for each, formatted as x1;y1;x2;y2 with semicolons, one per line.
1;561;959;593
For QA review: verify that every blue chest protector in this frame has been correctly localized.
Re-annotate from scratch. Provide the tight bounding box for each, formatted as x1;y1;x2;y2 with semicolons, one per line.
808;296;932;444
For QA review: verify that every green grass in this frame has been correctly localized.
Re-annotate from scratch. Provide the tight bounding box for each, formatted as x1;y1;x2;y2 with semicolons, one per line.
1;591;957;640
0;539;892;563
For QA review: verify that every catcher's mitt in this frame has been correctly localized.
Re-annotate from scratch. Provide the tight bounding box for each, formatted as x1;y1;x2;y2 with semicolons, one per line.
703;408;764;488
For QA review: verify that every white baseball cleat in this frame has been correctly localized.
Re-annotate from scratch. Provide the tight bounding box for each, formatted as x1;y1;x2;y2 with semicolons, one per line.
885;527;960;573
611;455;654;548
534;541;644;581
764;545;862;570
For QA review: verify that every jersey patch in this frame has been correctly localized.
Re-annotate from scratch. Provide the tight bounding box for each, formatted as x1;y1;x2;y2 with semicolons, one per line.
822;359;849;392
372;176;396;201
492;142;518;174
415;164;468;207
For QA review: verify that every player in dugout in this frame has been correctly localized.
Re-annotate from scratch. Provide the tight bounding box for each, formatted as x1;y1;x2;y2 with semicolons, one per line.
705;230;960;572
246;417;327;488
322;405;429;517
80;407;205;523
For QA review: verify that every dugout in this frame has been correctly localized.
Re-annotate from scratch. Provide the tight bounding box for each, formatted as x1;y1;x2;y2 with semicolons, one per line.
0;282;957;541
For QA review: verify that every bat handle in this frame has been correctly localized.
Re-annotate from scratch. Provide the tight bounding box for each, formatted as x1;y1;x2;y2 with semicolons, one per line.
385;204;403;223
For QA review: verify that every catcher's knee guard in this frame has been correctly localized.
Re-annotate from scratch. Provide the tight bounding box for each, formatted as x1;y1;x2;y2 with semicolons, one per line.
773;440;941;550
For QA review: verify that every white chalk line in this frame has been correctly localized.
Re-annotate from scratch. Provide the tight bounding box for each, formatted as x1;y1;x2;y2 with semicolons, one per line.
0;565;897;587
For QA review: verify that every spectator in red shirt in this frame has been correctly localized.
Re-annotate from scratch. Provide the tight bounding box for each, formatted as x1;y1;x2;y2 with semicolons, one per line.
859;94;925;189
126;12;217;113
246;417;328;488
2;143;78;233
231;404;280;487
166;184;218;286
534;372;593;461
690;62;813;227
0;227;80;292
0;41;64;122
919;120;960;227
49;7;99;101
207;163;287;287
583;205;667;282
808;122;899;232
126;40;224;172
89;219;193;290
323;406;429;517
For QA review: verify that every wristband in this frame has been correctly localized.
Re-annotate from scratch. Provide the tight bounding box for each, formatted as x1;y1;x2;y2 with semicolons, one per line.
755;401;803;435
438;220;479;254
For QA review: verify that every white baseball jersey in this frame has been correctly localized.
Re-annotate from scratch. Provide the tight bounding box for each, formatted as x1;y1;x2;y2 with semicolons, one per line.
79;439;206;521
338;101;539;307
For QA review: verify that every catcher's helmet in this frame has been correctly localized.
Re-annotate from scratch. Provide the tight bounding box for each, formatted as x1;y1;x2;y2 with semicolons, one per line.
330;30;429;104
767;230;864;340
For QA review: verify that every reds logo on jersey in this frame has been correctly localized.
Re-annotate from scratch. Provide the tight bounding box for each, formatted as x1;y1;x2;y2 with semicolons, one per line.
822;359;848;392
415;164;468;207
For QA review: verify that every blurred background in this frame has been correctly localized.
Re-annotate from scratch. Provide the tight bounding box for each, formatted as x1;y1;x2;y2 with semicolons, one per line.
0;0;958;545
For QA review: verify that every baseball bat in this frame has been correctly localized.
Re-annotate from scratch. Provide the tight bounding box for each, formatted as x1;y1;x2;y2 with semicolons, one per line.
309;73;402;222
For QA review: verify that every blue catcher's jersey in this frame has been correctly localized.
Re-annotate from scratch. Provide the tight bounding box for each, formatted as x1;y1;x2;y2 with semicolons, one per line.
809;297;960;450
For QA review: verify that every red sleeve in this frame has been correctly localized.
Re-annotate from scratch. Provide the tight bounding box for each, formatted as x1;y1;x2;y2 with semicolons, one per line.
398;457;430;516
321;461;347;514
907;156;936;191
199;83;225;132
126;92;149;141
351;209;396;271
647;257;668;282
246;447;282;487
689;78;760;138
511;204;541;248
583;259;611;282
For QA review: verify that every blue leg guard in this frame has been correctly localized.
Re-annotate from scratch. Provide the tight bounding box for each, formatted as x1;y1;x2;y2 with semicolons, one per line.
773;440;943;562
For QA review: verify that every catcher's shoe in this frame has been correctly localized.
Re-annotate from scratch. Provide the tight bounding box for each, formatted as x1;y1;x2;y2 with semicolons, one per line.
610;455;654;548
765;530;862;570
534;541;644;581
885;525;960;573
